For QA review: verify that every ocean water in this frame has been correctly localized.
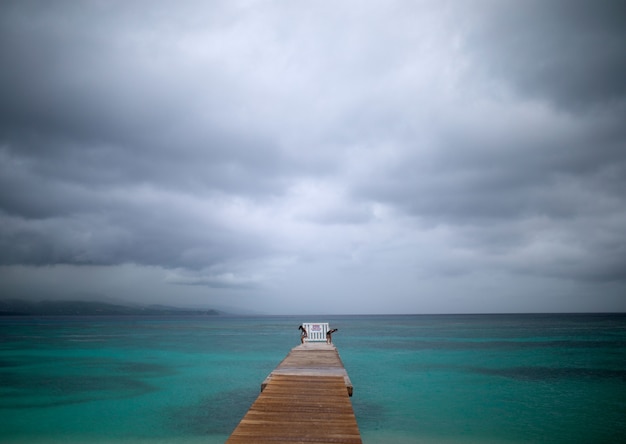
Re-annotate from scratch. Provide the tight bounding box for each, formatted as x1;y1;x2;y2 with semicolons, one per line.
1;314;625;443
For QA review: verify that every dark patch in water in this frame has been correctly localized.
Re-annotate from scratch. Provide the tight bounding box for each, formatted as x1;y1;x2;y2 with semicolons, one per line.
469;366;626;382
352;399;387;431
0;359;20;368
116;361;176;377
0;370;156;409
165;388;258;435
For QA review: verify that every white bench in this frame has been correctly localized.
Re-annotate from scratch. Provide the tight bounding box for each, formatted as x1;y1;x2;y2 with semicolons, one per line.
302;322;329;342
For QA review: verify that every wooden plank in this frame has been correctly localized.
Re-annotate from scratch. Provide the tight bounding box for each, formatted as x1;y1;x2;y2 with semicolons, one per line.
226;374;362;444
262;343;353;396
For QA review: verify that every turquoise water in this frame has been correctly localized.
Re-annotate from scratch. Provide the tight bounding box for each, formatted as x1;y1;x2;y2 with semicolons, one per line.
1;314;625;443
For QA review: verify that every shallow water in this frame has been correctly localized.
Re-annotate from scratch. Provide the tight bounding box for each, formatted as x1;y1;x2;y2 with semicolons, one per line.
1;314;625;443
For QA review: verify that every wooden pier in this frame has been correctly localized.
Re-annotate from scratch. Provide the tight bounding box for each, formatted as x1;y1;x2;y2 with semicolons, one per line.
226;342;361;444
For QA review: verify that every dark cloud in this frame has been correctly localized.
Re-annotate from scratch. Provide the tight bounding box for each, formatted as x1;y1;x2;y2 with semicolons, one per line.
465;0;626;111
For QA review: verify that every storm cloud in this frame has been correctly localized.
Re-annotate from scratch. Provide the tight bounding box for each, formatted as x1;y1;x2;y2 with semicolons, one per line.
1;0;625;313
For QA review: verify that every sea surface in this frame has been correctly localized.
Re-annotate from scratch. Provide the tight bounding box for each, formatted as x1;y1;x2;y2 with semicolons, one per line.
1;314;625;443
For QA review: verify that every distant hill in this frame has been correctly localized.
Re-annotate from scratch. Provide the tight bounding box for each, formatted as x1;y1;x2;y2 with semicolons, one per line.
0;299;221;316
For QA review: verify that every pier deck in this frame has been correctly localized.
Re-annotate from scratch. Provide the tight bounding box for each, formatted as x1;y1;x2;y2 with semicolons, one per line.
262;342;353;396
226;343;361;444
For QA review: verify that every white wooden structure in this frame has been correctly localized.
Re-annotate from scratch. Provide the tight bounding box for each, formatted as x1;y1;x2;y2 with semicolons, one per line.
302;322;329;342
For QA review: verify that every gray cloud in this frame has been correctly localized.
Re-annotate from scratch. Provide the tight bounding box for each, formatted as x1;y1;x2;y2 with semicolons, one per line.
465;0;626;111
1;0;625;313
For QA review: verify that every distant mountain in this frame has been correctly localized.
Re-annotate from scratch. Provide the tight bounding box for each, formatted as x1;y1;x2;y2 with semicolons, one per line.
0;299;221;316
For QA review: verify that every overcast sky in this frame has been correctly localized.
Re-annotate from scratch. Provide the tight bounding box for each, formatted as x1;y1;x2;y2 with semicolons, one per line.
1;0;625;314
